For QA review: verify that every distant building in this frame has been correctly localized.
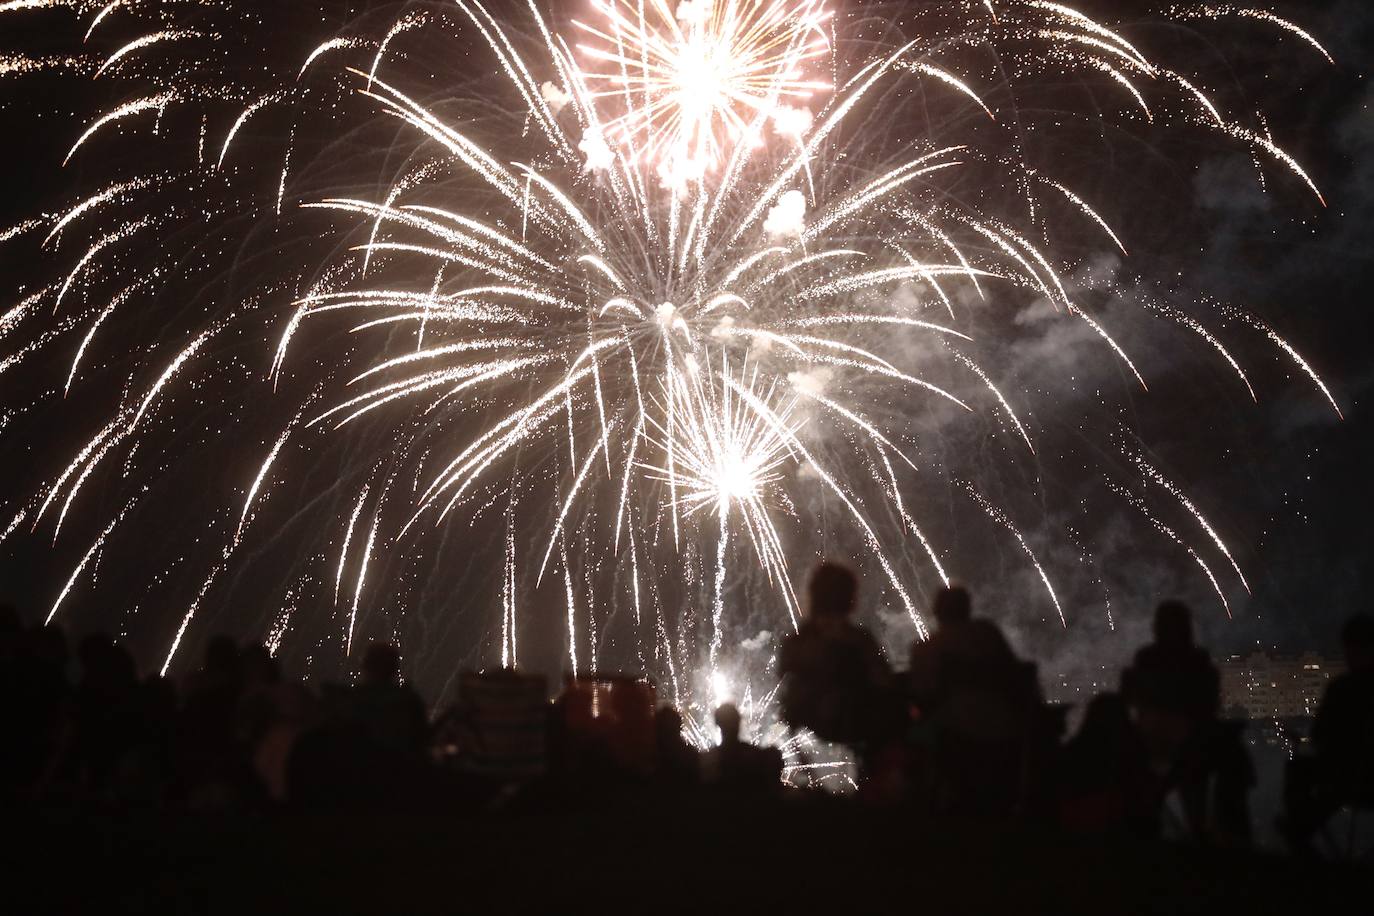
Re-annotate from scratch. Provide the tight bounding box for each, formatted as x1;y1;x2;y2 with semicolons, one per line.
1044;651;1343;730
1219;651;1343;720
1249;717;1312;755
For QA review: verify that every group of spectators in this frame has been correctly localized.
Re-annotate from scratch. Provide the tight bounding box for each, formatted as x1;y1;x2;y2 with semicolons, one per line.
777;562;1373;850
3;562;1371;855
0;603;785;814
1;611;433;812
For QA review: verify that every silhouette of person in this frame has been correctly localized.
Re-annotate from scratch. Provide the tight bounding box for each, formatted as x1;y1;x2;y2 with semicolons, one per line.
1122;601;1219;726
115;673;179;807
72;633;139;794
234;642;316;804
5;622;73;797
179;635;258;810
909;587;1036;728
182;635;245;736
0;603;19;659
350;642;429;756
703;703;782;793
1054;693;1155;835
1282;614;1374;851
236;644;281;735
778;562;893;750
907;585;1042;815
1122;601;1250;843
287;644;427;809
1314;615;1374;787
653;707;700;789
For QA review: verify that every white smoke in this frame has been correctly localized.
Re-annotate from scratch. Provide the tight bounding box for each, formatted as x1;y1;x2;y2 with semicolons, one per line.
772;105;813;139
740;629;772;652
579;127;614;172
540;80;571;115
787;366;833;397
657;154;707;191
763;189;806;238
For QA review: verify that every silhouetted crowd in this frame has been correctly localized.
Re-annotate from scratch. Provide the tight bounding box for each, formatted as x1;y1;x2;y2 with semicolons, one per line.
3;561;1372;857
776;563;1374;852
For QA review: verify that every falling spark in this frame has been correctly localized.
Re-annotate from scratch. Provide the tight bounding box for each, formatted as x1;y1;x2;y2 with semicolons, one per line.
347;510;381;655
335;486;370;605
1114;482;1233;618
236;422;295;544
965;483;1066;627
1;509;27;547
65;93;176;164
1245;315;1343;419
47;500;135;624
1133;453;1250;593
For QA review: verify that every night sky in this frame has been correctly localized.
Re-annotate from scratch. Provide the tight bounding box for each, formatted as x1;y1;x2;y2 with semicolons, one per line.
1;0;1370;701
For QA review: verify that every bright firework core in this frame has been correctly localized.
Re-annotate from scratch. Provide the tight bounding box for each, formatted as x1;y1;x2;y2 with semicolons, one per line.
577;0;831;177
646;362;798;521
714;450;766;505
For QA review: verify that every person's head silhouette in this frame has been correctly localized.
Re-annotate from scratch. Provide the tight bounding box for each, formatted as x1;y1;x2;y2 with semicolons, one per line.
1077;692;1130;743
932;585;972;629
362;643;401;685
33;624;68;668
655;706;684;739
1153;600;1194;649
808;562;857;619
715;703;742;745
203;634;241;681
240;643;280;687
1341;614;1374;671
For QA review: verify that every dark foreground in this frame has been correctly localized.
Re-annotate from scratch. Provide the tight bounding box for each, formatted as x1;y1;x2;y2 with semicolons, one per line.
11;795;1365;915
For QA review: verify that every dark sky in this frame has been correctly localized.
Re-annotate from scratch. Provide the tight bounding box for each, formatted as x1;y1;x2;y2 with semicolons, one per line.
0;1;1370;696
1127;0;1374;654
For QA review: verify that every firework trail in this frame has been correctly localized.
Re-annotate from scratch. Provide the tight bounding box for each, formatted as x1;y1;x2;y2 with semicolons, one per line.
0;1;1342;739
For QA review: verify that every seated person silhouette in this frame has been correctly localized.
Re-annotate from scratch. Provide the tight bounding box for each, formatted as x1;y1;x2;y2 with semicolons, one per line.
350;643;429;756
288;643;428;809
778;562;893;749
1122;601;1250;842
910;586;1039;738
1282;614;1374;851
1054;693;1154;835
702;703;782;793
1122;601;1219;731
653;706;701;789
908;586;1041;815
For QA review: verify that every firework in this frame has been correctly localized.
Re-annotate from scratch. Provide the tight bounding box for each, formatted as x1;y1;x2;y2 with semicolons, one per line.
0;1;1340;765
573;0;832;182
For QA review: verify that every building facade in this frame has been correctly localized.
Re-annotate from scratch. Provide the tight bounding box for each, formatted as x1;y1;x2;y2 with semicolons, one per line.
1219;651;1343;720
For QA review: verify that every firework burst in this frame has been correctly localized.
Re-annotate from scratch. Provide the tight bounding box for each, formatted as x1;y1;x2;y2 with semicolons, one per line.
0;0;1341;772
